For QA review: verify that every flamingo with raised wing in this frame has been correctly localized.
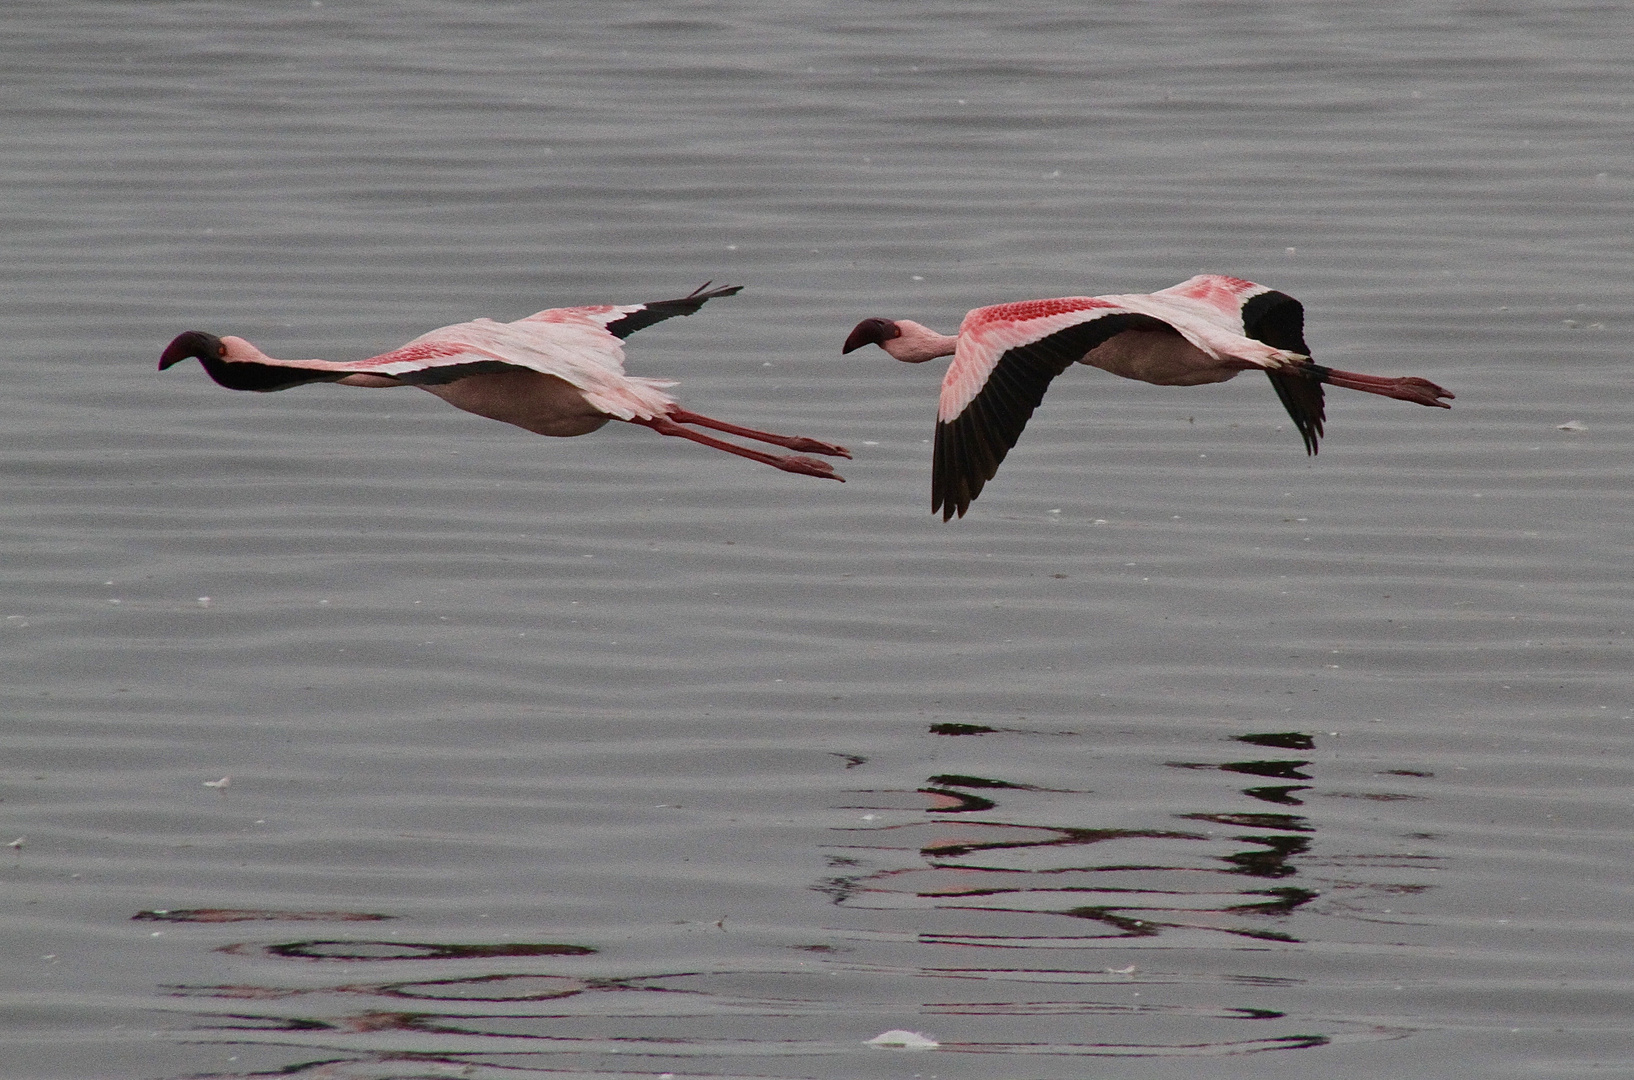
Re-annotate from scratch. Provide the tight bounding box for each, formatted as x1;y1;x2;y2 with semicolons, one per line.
843;274;1452;518
162;284;849;481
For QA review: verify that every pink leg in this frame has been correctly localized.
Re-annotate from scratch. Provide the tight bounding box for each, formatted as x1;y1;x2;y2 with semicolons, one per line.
666;407;852;459
629;416;845;481
1321;367;1454;408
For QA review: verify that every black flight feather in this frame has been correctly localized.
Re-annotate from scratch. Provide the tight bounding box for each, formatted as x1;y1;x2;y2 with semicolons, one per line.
931;311;1168;520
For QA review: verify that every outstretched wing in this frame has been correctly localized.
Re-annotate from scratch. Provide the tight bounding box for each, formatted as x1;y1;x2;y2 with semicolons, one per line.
512;282;741;340
603;283;742;339
367;316;677;420
933;299;1172;520
381;281;741;383
1155;274;1323;454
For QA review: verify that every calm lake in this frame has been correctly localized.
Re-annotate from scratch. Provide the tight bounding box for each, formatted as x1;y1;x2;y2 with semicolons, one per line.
2;2;1631;1077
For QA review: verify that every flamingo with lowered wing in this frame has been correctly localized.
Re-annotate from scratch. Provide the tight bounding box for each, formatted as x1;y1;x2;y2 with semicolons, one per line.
843;274;1451;519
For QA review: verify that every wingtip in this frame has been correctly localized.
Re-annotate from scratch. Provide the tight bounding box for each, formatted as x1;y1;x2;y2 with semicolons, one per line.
689;281;743;300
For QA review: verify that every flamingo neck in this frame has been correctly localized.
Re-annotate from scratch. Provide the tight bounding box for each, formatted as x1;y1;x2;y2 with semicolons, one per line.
884;320;958;363
220;335;274;362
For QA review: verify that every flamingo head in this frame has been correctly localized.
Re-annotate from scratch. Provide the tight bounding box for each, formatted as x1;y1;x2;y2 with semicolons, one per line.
159;331;226;370
842;317;900;355
844;318;958;363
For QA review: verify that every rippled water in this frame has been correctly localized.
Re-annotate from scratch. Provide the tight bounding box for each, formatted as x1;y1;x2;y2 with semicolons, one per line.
3;2;1632;1077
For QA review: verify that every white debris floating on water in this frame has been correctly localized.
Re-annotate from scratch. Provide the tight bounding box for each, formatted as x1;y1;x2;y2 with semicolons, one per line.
203;777;230;790
866;1029;938;1050
1557;420;1587;432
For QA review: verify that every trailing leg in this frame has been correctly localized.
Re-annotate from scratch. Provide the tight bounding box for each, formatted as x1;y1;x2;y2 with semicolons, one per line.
628;416;845;481
1314;364;1454;408
666;407;851;458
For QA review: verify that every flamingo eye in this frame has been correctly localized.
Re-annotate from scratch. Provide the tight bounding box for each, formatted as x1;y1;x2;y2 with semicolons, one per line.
215;343;227;357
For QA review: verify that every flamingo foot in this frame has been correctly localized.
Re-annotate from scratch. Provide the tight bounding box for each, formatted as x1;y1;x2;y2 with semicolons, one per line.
1321;367;1455;408
632;415;846;481
1394;377;1455;408
664;407;851;458
777;454;845;481
781;435;853;459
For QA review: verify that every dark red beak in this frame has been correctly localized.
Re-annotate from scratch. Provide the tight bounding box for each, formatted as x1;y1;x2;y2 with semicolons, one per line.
842;318;900;354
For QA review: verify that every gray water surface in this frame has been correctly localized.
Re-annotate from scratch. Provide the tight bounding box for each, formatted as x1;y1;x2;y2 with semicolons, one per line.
2;3;1631;1077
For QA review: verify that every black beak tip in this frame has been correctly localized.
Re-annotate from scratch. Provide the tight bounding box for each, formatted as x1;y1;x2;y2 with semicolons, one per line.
160;330;223;370
842;317;897;354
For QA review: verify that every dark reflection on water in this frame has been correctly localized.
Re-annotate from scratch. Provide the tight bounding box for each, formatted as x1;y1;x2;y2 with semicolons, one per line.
165;962;1357;1077
1241;784;1310;806
142;727;1435;1075
919;786;998;813
134;909;395;923
920;773;1056;813
1173;736;1316;807
169;977;612;1004
926;773;1048;791
811;726;1428;1052
843;729;1327;913
929;722;1000;736
220;941;597;961
931;721;1079;737
1234;732;1316;751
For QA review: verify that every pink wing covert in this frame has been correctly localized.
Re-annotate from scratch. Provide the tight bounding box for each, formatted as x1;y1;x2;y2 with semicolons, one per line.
1152;273;1267;319
932;298;1179;519
939;297;1128;422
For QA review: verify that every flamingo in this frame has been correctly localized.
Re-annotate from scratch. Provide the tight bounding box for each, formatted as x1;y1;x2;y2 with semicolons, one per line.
161;284;849;481
842;274;1453;519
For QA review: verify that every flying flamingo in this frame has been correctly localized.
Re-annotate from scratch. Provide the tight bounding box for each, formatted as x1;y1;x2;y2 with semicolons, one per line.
161;284;849;481
842;274;1453;519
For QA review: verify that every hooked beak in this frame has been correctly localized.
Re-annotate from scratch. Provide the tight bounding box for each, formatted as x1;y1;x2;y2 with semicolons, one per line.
159;331;225;370
842;317;900;354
